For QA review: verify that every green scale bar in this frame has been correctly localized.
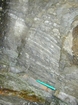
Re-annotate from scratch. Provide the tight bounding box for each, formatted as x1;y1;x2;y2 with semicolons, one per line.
36;80;56;91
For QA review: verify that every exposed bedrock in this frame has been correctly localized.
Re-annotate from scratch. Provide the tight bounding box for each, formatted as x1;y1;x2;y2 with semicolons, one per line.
0;0;78;105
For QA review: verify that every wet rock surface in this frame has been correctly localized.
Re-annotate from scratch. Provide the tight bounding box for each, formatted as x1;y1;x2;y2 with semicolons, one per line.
0;0;78;105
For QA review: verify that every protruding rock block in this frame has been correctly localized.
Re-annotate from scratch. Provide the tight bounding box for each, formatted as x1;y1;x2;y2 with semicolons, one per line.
54;91;78;105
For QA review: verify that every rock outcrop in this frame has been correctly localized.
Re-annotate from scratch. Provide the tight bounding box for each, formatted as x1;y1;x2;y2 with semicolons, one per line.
0;0;78;105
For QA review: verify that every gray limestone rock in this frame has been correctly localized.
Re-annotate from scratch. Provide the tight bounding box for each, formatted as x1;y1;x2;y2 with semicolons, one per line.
0;0;78;105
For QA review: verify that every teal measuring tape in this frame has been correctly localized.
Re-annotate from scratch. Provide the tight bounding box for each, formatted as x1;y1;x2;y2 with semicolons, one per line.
36;80;56;91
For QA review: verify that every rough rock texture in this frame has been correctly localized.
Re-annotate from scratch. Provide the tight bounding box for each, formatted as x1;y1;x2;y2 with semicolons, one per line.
0;0;78;105
0;95;43;105
72;25;78;64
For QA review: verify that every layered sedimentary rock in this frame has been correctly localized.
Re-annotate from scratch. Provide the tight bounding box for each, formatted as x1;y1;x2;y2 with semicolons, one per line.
0;0;78;105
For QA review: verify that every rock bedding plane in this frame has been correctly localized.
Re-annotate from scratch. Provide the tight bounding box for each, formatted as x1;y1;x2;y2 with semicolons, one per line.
0;0;78;105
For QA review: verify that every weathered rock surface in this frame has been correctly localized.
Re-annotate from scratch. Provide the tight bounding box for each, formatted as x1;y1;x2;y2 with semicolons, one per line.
0;0;78;105
0;95;43;105
0;72;53;104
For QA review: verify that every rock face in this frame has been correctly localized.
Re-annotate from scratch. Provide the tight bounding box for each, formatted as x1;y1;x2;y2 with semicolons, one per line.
72;25;78;65
0;0;78;105
0;95;43;105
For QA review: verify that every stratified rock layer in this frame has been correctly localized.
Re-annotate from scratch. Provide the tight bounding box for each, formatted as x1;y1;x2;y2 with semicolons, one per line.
0;0;78;105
